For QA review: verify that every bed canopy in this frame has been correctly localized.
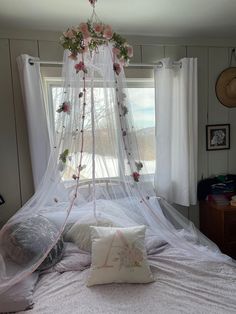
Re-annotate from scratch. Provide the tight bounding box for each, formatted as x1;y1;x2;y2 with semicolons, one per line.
0;0;234;294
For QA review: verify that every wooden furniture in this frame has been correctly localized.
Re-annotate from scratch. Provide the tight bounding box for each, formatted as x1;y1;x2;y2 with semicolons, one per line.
200;201;236;259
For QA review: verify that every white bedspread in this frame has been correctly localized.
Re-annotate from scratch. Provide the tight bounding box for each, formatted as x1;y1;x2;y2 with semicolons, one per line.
19;246;236;314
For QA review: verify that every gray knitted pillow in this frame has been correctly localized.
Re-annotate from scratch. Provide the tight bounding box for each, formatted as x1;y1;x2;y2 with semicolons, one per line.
2;215;64;271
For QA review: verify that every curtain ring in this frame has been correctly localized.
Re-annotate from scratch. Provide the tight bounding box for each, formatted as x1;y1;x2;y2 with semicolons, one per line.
28;58;34;65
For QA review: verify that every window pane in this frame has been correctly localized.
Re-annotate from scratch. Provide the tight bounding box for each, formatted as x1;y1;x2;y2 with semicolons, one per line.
51;86;119;180
49;83;155;180
128;87;155;174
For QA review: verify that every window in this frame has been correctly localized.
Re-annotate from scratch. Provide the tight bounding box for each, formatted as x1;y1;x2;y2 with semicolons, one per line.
127;80;155;175
43;74;155;180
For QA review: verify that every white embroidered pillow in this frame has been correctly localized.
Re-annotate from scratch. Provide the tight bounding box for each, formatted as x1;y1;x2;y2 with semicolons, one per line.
87;225;154;286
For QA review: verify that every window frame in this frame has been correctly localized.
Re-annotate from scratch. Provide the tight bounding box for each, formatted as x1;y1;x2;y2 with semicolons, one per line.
43;76;155;182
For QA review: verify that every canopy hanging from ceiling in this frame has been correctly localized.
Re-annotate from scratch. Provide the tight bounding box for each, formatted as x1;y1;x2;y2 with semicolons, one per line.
0;0;234;294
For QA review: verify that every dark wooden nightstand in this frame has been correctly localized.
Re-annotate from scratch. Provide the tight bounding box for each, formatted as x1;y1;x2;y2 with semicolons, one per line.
200;201;236;259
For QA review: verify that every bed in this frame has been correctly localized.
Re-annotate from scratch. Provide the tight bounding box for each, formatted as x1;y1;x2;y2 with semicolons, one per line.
2;180;236;314
18;242;236;314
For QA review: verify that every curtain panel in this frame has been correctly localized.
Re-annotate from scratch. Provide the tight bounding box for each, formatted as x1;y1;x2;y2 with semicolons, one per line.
154;58;198;206
17;55;50;190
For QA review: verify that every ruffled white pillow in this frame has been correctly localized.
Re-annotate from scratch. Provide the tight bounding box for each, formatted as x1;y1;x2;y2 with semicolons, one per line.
64;216;114;252
87;225;154;286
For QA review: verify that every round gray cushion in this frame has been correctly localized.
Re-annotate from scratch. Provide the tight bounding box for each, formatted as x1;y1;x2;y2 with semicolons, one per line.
2;215;64;271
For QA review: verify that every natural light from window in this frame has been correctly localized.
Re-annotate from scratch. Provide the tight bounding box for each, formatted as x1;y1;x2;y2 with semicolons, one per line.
47;80;155;180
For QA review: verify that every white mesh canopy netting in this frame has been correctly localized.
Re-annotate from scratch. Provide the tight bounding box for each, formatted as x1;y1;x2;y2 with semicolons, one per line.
0;30;235;294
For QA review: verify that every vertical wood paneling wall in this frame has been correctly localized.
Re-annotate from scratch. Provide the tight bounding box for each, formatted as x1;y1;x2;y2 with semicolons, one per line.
0;31;236;227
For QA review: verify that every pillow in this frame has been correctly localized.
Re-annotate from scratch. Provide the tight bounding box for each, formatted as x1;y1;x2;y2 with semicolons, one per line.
64;216;114;252
87;225;154;286
0;272;38;313
2;215;64;271
41;243;91;273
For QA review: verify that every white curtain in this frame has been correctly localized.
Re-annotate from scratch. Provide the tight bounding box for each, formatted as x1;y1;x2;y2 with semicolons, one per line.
17;54;50;190
154;58;198;206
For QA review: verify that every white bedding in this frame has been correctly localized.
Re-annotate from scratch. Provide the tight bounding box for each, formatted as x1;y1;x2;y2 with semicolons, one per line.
19;245;236;314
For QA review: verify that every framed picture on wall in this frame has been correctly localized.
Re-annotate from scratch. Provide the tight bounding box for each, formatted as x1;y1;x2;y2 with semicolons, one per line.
206;124;230;151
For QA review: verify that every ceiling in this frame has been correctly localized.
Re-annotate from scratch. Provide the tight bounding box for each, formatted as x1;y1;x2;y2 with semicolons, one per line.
1;0;236;38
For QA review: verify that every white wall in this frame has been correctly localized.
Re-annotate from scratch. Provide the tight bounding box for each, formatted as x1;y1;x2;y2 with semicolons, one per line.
0;29;236;227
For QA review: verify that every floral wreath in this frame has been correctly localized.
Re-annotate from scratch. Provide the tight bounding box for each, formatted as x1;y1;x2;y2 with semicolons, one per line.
60;21;133;69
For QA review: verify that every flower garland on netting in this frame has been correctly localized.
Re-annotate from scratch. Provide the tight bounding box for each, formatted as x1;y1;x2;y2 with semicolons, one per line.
58;1;144;186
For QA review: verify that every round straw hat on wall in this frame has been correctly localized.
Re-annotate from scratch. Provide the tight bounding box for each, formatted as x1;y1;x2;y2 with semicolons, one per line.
215;67;236;108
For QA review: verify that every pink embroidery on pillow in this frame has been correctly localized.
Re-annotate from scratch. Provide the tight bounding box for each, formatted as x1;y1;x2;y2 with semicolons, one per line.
98;230;144;270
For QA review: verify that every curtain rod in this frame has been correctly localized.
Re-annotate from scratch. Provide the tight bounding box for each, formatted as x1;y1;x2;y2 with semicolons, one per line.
28;58;181;68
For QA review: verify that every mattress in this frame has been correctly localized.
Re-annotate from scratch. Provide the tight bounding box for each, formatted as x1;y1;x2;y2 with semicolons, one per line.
19;246;236;314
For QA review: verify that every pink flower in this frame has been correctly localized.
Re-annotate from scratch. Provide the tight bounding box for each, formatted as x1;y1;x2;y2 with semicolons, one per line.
103;25;113;39
127;45;133;58
83;31;91;39
83;37;91;46
94;23;103;34
113;63;121;75
57;102;71;114
68;53;78;61
113;47;121;57
62;102;71;113
79;23;89;34
132;172;140;182
79;23;90;39
75;62;87;73
63;29;75;39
